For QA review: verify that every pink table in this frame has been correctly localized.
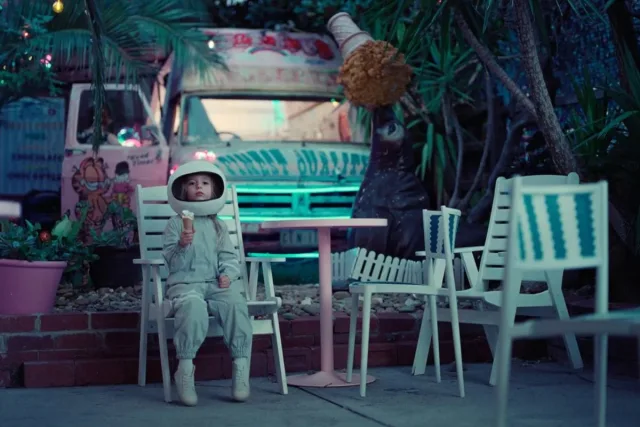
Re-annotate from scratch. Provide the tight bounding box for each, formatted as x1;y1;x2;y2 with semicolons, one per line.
261;218;388;388
0;201;21;220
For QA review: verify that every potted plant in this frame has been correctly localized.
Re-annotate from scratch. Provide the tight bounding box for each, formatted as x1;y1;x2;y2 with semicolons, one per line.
0;214;95;315
89;202;141;288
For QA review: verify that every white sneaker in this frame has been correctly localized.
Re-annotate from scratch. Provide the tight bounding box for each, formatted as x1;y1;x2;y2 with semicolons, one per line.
174;365;198;406
231;358;250;402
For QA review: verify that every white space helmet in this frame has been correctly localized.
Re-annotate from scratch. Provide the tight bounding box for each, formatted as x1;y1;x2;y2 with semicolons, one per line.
167;160;227;216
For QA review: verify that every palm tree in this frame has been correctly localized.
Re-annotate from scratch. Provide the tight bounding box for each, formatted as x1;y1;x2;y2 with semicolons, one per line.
0;0;225;152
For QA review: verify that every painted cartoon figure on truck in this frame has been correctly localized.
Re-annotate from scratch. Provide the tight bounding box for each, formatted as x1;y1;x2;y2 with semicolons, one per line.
112;161;134;209
71;156;111;241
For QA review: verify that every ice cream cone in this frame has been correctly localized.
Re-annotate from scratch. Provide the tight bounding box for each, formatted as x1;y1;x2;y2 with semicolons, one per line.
327;12;373;59
181;210;194;232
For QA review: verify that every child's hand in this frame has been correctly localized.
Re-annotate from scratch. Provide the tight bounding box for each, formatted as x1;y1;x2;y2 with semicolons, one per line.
219;275;231;288
179;229;194;247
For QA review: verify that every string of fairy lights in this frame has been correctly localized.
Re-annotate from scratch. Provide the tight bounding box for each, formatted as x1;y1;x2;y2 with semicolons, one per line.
0;1;64;86
52;1;64;14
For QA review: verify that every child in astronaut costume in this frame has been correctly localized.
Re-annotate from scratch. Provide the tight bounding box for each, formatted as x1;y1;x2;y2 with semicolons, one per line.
164;160;253;406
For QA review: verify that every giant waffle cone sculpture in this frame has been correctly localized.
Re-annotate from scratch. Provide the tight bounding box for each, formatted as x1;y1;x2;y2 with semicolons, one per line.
327;12;413;108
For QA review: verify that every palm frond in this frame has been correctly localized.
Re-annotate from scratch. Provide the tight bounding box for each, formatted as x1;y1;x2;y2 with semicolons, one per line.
84;0;108;152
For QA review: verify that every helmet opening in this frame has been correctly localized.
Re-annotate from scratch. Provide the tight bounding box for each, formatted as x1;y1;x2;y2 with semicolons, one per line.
170;172;225;202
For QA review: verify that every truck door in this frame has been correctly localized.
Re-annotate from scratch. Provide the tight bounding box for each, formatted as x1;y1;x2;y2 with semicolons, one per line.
61;83;169;239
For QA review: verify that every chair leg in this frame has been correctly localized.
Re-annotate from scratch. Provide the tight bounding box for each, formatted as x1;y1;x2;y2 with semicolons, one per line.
495;332;514;427
429;295;441;383
480;304;499;358
359;288;373;397
447;266;465;398
270;311;288;395
262;262;287;395
152;268;172;403
495;267;521;426
546;271;583;370
412;295;432;376
138;265;150;387
346;293;359;383
490;295;519;387
594;334;608;427
157;320;172;403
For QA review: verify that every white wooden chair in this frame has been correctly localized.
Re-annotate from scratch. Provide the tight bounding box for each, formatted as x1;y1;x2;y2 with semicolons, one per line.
495;178;618;427
419;173;584;385
347;207;465;398
134;184;288;402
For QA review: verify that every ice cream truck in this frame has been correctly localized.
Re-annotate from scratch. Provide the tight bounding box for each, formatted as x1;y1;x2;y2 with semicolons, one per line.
60;28;369;254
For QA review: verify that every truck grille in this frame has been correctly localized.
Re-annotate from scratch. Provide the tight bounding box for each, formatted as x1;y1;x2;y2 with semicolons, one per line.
236;189;358;253
237;190;357;216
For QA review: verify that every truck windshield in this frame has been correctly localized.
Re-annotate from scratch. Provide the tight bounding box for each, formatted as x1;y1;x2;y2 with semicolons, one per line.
180;95;362;145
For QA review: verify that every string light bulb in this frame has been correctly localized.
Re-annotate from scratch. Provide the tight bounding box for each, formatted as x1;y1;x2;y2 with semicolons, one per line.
52;0;64;14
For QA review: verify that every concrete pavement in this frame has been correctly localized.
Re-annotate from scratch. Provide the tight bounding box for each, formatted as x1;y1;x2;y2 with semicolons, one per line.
1;364;638;427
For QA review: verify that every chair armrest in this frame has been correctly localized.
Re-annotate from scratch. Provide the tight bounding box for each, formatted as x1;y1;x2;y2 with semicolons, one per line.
133;258;165;265
453;246;484;254
246;256;286;263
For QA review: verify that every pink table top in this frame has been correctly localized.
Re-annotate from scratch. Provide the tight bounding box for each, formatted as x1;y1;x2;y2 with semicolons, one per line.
0;201;21;219
260;218;388;231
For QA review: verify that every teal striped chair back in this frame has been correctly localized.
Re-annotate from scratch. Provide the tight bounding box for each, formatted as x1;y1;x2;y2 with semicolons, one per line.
508;179;608;270
422;206;461;260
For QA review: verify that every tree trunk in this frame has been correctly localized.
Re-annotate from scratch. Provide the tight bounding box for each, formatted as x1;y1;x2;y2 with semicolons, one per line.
512;0;578;174
467;116;534;224
607;0;640;91
459;70;494;211
454;11;537;119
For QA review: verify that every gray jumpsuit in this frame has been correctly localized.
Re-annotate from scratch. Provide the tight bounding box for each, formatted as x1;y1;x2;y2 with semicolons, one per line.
162;215;253;360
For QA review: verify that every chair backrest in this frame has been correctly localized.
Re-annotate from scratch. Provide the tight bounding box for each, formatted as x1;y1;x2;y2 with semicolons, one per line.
508;179;608;270
135;184;249;293
420;206;461;288
422;206;461;260
349;247;426;284
505;178;609;311
477;173;579;284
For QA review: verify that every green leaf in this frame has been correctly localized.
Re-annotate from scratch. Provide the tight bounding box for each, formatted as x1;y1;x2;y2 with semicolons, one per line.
397;21;406;46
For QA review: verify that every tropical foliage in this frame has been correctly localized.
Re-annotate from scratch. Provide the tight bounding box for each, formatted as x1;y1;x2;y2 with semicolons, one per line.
0;0;225;151
3;0;640;298
0;212;91;263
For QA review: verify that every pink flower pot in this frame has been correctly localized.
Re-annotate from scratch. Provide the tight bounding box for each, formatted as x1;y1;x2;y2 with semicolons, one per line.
0;259;67;315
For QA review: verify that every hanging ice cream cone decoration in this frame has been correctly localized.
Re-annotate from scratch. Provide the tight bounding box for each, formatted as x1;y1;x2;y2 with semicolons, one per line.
327;12;374;59
327;12;413;108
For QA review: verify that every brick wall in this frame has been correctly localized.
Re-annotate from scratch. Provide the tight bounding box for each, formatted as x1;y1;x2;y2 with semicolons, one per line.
0;311;549;388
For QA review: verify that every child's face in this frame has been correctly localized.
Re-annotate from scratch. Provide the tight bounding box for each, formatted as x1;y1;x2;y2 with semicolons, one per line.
185;173;214;201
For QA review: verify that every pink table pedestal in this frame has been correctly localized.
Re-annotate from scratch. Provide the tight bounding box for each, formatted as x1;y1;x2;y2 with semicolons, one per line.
261;218;387;388
0;201;21;220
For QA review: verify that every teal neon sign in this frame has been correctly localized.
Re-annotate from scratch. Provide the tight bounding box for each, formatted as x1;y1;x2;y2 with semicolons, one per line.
217;148;369;178
219;215;351;223
235;185;360;194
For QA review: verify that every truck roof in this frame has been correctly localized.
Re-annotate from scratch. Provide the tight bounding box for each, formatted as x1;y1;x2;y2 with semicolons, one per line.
161;28;344;96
